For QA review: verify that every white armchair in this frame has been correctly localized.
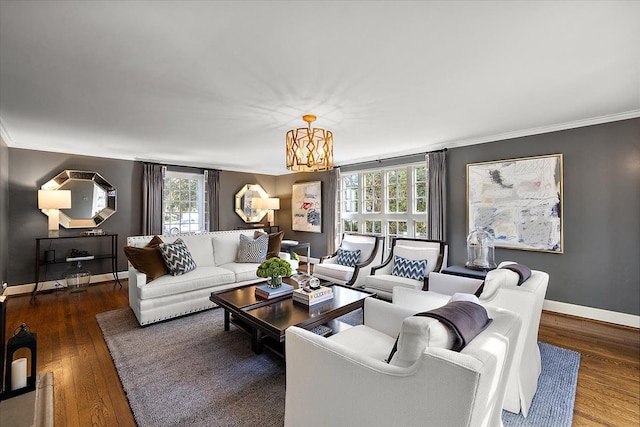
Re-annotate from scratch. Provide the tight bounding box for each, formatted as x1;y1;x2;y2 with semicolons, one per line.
312;233;384;288
392;262;549;416
285;298;521;427
363;237;448;300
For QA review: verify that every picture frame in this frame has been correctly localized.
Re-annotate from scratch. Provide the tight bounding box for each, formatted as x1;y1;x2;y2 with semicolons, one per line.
467;154;563;253
292;181;322;233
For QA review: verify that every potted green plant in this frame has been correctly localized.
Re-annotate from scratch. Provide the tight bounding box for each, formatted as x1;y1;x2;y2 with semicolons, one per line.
256;257;293;288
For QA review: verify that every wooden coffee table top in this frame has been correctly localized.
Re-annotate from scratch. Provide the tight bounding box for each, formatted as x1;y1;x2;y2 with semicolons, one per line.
210;278;373;354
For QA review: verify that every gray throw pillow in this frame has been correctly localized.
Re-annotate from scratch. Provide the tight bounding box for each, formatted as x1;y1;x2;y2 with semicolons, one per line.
159;238;197;276
236;233;268;263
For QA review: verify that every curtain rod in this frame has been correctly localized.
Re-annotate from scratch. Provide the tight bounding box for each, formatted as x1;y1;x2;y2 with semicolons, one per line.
336;148;447;169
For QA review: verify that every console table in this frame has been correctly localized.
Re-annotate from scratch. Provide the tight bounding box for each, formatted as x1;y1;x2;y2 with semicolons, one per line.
34;234;122;296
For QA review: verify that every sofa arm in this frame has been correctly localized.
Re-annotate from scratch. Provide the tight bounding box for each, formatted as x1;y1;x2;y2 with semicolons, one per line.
127;267;146;307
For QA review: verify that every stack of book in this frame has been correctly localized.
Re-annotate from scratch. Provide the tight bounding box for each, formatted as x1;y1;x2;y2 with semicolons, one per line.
292;286;334;306
255;283;294;300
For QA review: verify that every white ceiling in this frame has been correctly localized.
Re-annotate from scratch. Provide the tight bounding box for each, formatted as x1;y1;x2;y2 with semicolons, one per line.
1;1;639;175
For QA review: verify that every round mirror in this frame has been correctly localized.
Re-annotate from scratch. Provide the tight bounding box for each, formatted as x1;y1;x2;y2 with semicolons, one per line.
235;184;268;223
42;170;117;228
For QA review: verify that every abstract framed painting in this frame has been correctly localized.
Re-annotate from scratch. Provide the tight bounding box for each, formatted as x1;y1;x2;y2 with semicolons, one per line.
292;181;322;233
467;154;563;253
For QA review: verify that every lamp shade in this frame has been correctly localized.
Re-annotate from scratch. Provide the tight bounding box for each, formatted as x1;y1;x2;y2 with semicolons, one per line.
38;190;71;209
253;197;280;210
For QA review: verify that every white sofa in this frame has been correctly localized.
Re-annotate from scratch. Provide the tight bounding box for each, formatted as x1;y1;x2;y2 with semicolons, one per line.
392;263;549;416
127;229;267;325
363;237;448;300
312;233;385;288
285;298;521;427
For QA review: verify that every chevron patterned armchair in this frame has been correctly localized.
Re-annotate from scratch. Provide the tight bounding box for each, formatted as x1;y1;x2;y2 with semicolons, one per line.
363;237;447;301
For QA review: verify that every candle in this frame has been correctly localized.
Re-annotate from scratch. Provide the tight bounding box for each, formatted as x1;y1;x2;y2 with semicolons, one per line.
11;357;27;390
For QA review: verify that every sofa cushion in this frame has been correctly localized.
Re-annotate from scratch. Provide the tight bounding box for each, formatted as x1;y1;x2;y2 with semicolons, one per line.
236;233;268;263
177;234;215;267
365;274;423;294
159;238;197;276
393;255;428;280
212;231;251;265
394;245;440;275
341;238;375;262
123;236;169;280
219;262;261;282
388;316;455;367
313;263;355;283
337;248;361;267
327;325;396;362
137;266;235;299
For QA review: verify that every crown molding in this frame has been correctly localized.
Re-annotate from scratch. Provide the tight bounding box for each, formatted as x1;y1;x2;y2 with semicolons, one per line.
0;118;14;146
442;110;640;150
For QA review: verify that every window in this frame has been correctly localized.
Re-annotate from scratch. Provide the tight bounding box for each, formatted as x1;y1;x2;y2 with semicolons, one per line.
163;171;205;234
338;163;428;249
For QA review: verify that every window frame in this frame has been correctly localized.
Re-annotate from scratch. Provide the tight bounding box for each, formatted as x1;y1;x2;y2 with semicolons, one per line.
338;162;428;250
162;170;205;234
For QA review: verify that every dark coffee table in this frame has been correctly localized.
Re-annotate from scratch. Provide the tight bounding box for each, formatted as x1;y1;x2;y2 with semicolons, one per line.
209;279;373;356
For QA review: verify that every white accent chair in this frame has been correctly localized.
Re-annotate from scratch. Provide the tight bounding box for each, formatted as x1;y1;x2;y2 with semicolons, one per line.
363;237;447;300
312;233;384;288
285;298;522;427
392;262;549;416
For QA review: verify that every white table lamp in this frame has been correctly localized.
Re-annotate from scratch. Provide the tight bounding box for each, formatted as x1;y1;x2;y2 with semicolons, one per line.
253;197;280;227
38;190;72;237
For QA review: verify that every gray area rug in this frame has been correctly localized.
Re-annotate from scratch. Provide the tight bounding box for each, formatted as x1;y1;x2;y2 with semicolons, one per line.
97;307;579;427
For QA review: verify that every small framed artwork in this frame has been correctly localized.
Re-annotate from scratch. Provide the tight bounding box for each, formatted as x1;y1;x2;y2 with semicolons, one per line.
467;154;563;253
292;181;322;233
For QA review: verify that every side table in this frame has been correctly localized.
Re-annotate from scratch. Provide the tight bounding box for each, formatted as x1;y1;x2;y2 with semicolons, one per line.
280;241;311;274
441;264;492;280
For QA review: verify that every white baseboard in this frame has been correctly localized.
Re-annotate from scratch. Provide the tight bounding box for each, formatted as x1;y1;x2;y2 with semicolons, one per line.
543;299;640;328
3;271;128;296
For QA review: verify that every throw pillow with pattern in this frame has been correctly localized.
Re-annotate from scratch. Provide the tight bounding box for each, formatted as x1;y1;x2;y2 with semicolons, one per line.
236;233;268;263
392;255;428;280
336;248;361;267
159;238;197;276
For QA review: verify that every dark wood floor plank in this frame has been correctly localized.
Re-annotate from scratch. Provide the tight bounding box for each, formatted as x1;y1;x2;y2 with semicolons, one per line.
4;281;639;427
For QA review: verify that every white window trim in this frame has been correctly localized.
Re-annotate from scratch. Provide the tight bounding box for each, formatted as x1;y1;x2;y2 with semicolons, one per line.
163;170;205;234
338;162;428;249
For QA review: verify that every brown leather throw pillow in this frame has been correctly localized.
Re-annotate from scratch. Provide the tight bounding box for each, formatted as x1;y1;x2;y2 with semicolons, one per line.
123;236;169;281
267;231;285;259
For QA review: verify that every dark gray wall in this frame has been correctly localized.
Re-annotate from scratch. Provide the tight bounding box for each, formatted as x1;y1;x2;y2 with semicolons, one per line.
447;118;640;315
275;171;333;259
0;136;8;285
3;119;638;317
7;149;142;285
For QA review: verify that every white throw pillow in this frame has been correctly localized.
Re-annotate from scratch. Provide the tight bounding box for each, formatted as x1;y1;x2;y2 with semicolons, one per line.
394;245;440;275
388;317;455;367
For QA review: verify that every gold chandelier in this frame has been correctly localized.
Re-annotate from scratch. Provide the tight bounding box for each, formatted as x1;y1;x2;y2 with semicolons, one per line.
286;114;334;172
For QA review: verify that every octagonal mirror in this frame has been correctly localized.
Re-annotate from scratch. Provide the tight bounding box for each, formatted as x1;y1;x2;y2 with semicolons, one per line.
42;170;117;228
235;184;268;223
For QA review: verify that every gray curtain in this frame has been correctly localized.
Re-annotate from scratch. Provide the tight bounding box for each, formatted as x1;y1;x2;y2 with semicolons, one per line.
326;167;340;254
142;162;164;235
427;150;447;241
205;169;220;231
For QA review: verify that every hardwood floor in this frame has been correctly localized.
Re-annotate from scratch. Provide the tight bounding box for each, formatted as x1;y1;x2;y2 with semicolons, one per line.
3;280;639;427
